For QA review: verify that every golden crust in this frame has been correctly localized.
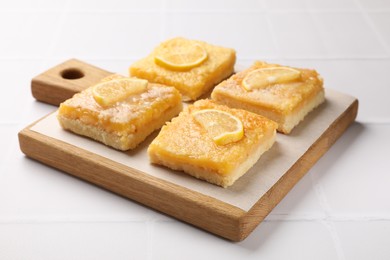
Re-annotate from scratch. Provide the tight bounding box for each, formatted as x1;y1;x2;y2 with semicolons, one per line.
57;76;182;150
129;37;236;101
211;61;325;133
57;104;182;151
148;99;277;187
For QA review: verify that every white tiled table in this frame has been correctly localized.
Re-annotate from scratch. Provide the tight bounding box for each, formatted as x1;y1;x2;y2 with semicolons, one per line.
1;0;389;259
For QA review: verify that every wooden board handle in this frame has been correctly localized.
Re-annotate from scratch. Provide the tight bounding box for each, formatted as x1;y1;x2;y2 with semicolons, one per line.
31;59;113;106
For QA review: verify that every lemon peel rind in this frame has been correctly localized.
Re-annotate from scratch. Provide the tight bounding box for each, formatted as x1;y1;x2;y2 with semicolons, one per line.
192;109;244;146
92;78;148;107
154;43;208;71
242;67;301;91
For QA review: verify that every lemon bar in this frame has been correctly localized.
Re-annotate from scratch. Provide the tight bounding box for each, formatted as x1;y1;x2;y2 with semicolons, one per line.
211;61;325;134
129;37;236;101
148;99;277;188
57;75;182;151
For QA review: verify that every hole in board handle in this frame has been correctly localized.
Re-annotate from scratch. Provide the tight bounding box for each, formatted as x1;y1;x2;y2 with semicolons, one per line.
60;68;84;80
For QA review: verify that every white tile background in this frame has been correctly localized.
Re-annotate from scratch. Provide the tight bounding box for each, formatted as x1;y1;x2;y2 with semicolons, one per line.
1;0;389;259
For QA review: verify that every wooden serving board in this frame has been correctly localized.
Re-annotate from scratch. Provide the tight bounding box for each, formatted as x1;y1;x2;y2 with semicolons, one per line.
31;59;112;105
20;59;358;241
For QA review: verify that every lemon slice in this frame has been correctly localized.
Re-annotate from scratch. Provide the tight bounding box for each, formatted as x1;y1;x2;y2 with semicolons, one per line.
242;67;301;90
192;109;244;145
92;78;148;107
154;38;208;71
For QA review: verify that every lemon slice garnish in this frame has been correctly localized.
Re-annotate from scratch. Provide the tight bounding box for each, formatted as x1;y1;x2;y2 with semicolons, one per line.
242;67;301;90
92;78;148;107
192;109;244;145
154;38;208;71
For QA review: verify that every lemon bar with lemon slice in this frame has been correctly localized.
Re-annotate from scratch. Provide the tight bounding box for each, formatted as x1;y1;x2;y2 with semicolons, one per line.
57;75;182;151
211;61;325;134
148;99;277;188
129;37;236;101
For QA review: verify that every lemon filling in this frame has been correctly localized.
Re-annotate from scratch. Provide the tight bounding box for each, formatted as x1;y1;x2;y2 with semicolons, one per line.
59;79;182;135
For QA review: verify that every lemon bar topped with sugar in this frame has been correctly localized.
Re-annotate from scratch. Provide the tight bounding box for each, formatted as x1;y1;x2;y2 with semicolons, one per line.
211;61;325;134
57;74;182;151
130;37;236;101
148;99;277;188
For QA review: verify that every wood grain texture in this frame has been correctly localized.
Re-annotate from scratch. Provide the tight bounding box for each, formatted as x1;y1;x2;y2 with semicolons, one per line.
18;124;246;241
239;99;359;240
18;99;358;241
31;59;112;106
25;59;359;241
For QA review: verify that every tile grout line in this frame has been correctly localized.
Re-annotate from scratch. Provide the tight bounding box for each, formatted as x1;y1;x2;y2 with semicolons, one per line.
1;214;389;224
321;220;346;260
39;0;71;70
18;0;71;125
309;172;346;260
2;9;390;14
3;56;390;61
263;0;282;62
266;215;390;222
159;0;167;41
354;0;390;56
146;217;157;260
1;124;22;172
0;122;21;126
356;120;390;125
0;216;175;224
306;8;331;59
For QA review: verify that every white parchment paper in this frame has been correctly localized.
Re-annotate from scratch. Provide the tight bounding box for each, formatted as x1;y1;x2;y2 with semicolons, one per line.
30;89;356;211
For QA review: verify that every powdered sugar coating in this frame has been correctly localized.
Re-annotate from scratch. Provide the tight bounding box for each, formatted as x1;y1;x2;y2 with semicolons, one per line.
59;82;182;134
